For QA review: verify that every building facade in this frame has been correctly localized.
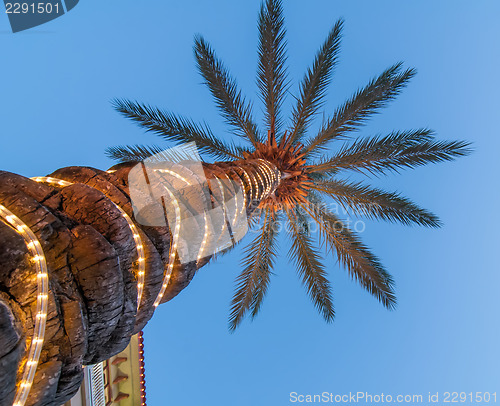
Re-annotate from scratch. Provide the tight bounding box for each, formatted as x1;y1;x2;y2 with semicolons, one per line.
65;333;146;406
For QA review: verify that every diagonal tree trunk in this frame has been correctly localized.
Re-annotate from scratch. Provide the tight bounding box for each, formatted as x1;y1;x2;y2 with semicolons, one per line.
0;159;279;406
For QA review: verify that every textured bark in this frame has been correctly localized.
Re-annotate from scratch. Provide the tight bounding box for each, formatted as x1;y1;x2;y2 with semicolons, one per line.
0;160;278;406
0;291;24;406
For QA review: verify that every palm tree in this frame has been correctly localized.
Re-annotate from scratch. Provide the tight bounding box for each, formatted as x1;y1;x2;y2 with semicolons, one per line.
107;0;470;331
0;1;470;405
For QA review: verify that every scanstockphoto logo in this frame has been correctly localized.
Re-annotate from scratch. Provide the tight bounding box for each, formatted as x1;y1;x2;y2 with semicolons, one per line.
128;142;248;265
3;0;79;33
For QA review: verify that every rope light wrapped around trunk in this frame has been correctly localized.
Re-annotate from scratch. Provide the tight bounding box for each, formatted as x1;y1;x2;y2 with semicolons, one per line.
0;150;280;406
0;204;49;406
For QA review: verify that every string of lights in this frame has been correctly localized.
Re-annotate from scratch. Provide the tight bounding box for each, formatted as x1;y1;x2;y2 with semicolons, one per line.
249;162;268;199
220;171;240;228
152;183;181;308
258;159;279;178
155;168;191;186
229;169;247;217
213;176;230;247
257;159;276;196
238;167;254;203
253;162;270;197
115;205;146;312
138;331;147;406
247;169;261;200
196;212;209;265
31;160;279;314
0;203;49;406
150;168;198;307
0;159;279;405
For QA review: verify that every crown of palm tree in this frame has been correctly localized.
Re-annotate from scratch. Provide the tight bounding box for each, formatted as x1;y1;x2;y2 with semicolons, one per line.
107;0;471;330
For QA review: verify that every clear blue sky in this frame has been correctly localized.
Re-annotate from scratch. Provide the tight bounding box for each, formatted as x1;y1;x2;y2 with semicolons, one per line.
1;1;499;405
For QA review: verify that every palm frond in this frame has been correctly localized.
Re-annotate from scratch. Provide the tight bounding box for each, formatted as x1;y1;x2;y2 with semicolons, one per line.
304;62;416;156
311;179;440;227
257;0;288;134
290;19;343;144
105;144;170;163
229;210;278;331
285;208;335;322
294;205;312;235
112;99;243;160
301;203;396;308
310;129;472;176
194;36;261;146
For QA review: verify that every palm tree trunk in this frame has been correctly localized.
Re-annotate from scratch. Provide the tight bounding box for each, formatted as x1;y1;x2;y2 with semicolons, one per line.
0;159;279;406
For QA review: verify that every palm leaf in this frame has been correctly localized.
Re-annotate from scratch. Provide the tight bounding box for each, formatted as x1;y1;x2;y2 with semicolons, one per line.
304;62;416;156
290;19;343;144
112;99;243;160
194;36;261;146
257;0;288;134
285;208;335;322
311;179;440;227
310;129;472;175
105;144;171;163
301;202;396;308
229;209;278;331
294;205;312;236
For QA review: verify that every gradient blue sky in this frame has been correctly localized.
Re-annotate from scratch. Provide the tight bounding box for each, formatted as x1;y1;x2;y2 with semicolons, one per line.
1;1;499;405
